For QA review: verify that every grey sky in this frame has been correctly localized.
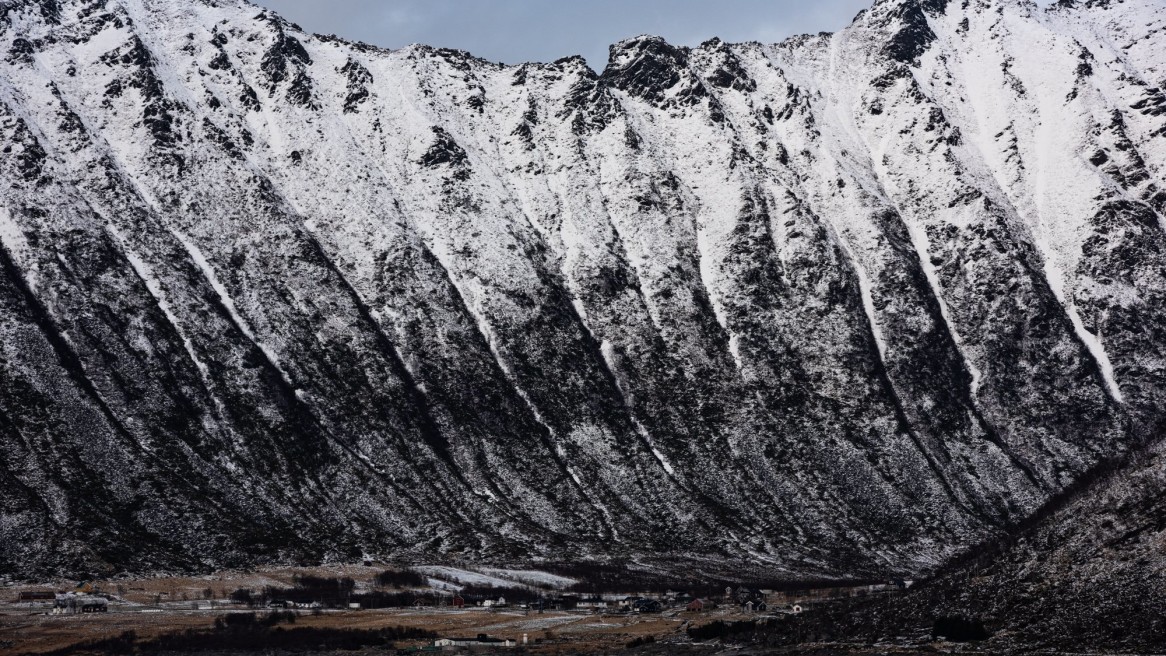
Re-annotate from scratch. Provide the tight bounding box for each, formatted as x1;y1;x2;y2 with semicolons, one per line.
252;0;878;72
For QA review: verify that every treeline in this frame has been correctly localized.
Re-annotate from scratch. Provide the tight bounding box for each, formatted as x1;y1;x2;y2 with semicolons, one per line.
546;561;880;598
227;576;356;608
346;584;542;609
374;569;426;588
228;569;428;608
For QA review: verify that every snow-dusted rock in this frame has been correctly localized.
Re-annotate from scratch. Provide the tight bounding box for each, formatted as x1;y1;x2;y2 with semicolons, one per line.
0;0;1161;577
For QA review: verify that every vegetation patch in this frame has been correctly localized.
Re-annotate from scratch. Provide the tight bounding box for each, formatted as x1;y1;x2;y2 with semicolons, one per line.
39;622;436;655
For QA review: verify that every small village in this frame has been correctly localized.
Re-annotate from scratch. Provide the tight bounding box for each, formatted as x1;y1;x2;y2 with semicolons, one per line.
0;566;912;653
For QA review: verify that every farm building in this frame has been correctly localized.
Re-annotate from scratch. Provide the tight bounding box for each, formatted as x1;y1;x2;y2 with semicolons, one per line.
434;634;516;649
54;593;107;613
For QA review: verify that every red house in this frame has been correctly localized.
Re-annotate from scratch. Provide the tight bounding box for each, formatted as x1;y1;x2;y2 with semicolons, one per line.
686;598;705;612
452;595;465;609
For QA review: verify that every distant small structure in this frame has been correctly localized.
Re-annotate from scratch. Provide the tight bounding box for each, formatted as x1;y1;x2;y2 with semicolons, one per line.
686;598;705;612
634;599;662;613
295;601;322;609
17;591;55;602
452;595;465;609
435;634;516;649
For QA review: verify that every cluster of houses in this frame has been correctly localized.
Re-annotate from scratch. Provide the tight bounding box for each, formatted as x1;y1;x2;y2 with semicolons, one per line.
266;599;323;610
565;581;911;616
609;587;773;614
406;580;912;618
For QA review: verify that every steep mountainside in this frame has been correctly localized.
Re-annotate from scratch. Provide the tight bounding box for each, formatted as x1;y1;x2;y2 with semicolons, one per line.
747;438;1166;653
906;438;1166;651
0;0;1162;577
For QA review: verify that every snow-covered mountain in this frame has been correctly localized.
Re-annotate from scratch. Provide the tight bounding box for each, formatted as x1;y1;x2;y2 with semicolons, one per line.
0;0;1162;577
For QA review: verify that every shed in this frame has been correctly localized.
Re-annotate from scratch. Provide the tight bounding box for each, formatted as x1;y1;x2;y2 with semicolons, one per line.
686;598;705;612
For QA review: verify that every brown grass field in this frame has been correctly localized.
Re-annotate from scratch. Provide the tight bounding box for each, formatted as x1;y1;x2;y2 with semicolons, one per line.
0;605;706;654
0;566;766;654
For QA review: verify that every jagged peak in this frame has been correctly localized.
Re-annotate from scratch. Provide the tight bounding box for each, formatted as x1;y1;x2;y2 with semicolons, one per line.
600;35;694;103
855;0;958;64
867;0;953;17
604;34;689;66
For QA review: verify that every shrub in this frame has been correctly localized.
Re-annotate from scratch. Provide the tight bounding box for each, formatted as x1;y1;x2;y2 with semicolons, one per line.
374;569;426;588
687;620;757;641
932;616;990;642
264;576;356;607
262;610;297;626
229;588;254;605
626;635;656;648
214;612;256;630
350;590;419;608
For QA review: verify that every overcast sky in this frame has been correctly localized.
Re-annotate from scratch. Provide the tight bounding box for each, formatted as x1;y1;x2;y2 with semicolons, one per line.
252;0;879;72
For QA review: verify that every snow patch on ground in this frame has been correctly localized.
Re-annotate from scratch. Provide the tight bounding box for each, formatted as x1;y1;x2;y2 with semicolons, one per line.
415;566;528;589
479;569;578;589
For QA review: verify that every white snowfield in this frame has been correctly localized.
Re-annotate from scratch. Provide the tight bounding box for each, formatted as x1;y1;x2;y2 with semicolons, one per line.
415;566;577;590
0;0;1162;578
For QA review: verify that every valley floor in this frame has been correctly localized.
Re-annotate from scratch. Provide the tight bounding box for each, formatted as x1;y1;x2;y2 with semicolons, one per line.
2;563;1159;655
0;564;878;655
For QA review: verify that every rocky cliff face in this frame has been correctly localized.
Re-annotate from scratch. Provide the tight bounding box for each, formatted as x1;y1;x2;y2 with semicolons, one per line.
0;0;1162;578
